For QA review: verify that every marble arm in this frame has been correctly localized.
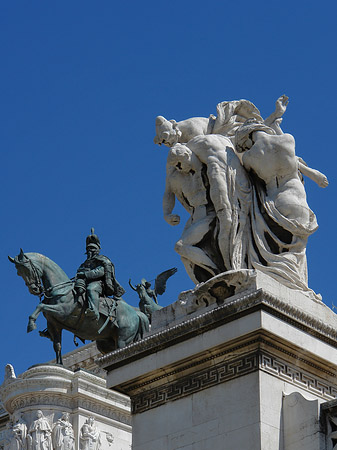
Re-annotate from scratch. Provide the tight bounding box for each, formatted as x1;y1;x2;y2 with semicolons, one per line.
163;175;180;226
268;118;284;135
264;95;289;135
298;160;329;188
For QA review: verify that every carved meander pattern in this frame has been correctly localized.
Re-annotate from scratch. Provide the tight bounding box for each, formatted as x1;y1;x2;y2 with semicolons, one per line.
131;350;337;414
261;354;337;398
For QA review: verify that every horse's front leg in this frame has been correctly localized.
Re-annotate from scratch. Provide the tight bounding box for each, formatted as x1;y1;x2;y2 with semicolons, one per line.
27;303;44;332
27;303;63;333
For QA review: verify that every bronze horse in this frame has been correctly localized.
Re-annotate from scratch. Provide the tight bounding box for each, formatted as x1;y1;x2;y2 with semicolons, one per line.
9;250;149;364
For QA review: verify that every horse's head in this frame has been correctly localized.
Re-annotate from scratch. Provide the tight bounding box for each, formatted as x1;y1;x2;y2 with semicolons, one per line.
8;249;43;297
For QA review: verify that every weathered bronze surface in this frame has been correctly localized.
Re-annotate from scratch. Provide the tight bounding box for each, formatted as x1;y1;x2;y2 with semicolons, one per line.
9;232;149;364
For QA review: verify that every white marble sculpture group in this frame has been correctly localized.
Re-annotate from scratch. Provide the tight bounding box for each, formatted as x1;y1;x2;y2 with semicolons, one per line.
4;412;101;450
155;96;328;298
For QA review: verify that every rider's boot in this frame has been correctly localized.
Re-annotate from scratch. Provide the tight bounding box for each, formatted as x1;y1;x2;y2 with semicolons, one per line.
86;291;100;321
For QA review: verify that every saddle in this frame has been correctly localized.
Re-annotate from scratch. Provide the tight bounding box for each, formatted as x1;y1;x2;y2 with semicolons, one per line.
98;296;117;318
76;293;118;332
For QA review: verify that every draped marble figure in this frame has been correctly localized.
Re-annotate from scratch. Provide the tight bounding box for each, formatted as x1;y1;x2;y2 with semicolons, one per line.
156;96;328;298
7;414;28;450
52;414;74;450
28;411;52;450
79;417;101;450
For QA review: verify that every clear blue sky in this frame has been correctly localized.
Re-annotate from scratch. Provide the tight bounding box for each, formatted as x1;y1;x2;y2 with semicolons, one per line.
1;1;336;375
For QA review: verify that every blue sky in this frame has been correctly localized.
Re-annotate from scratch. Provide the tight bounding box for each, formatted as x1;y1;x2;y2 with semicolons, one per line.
1;1;336;375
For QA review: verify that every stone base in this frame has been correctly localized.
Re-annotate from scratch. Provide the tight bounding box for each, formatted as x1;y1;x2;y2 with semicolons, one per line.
98;272;337;449
0;364;132;450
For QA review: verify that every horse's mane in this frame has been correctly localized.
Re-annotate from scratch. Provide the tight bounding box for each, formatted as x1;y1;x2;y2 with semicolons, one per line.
25;252;71;282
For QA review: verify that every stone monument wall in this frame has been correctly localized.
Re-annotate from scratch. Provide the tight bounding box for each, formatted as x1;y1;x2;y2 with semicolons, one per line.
98;273;337;449
0;364;131;450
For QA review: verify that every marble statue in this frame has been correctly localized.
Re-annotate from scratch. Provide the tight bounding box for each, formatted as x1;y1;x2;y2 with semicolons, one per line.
4;364;16;383
154;96;285;147
167;135;251;282
163;144;219;282
234;118;328;292
28;411;52;450
79;417;101;450
52;413;74;450
156;96;328;297
7;414;28;450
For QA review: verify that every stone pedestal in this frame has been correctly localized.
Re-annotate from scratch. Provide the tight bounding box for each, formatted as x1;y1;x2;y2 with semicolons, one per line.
98;272;337;450
0;364;131;450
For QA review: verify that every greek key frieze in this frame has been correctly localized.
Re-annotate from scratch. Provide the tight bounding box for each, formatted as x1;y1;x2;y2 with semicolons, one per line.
132;352;259;414
131;349;337;414
259;353;337;400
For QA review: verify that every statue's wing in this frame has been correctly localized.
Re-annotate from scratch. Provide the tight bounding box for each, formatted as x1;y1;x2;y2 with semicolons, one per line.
155;268;177;296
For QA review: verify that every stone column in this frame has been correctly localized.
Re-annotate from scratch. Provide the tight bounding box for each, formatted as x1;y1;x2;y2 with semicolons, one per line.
0;364;131;450
98;271;337;450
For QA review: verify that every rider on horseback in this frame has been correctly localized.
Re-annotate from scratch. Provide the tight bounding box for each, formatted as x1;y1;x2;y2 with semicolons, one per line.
75;229;125;321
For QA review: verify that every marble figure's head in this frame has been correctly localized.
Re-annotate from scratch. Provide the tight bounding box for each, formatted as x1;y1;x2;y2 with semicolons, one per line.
62;413;70;421
154;116;182;147
167;144;192;173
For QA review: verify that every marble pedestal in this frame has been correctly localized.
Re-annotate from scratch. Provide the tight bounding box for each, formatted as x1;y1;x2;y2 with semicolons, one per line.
0;364;132;450
98;272;337;450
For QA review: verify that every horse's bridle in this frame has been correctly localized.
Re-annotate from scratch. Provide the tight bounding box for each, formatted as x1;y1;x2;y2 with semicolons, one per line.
18;256;73;301
18;257;45;300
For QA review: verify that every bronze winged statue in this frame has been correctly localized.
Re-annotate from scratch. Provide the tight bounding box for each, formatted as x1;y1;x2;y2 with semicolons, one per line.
129;268;177;321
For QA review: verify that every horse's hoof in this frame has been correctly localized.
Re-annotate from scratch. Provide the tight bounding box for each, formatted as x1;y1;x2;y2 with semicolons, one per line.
27;321;37;333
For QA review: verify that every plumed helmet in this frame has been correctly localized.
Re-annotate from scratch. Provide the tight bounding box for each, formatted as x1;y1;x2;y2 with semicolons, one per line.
86;228;101;250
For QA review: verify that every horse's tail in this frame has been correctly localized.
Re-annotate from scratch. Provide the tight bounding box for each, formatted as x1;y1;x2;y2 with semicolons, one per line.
135;310;149;341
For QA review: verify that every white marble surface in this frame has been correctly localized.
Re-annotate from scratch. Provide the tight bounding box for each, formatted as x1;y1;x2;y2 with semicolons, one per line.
150;270;335;333
283;391;324;450
132;375;261;450
0;364;131;450
101;275;337;450
156;96;328;297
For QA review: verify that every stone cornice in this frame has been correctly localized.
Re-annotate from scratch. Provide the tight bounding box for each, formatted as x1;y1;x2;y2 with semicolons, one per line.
23;364;74;379
73;368;107;387
0;365;131;422
72;373;130;410
130;347;337;414
97;289;337;371
117;334;336;396
1;366;73;401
